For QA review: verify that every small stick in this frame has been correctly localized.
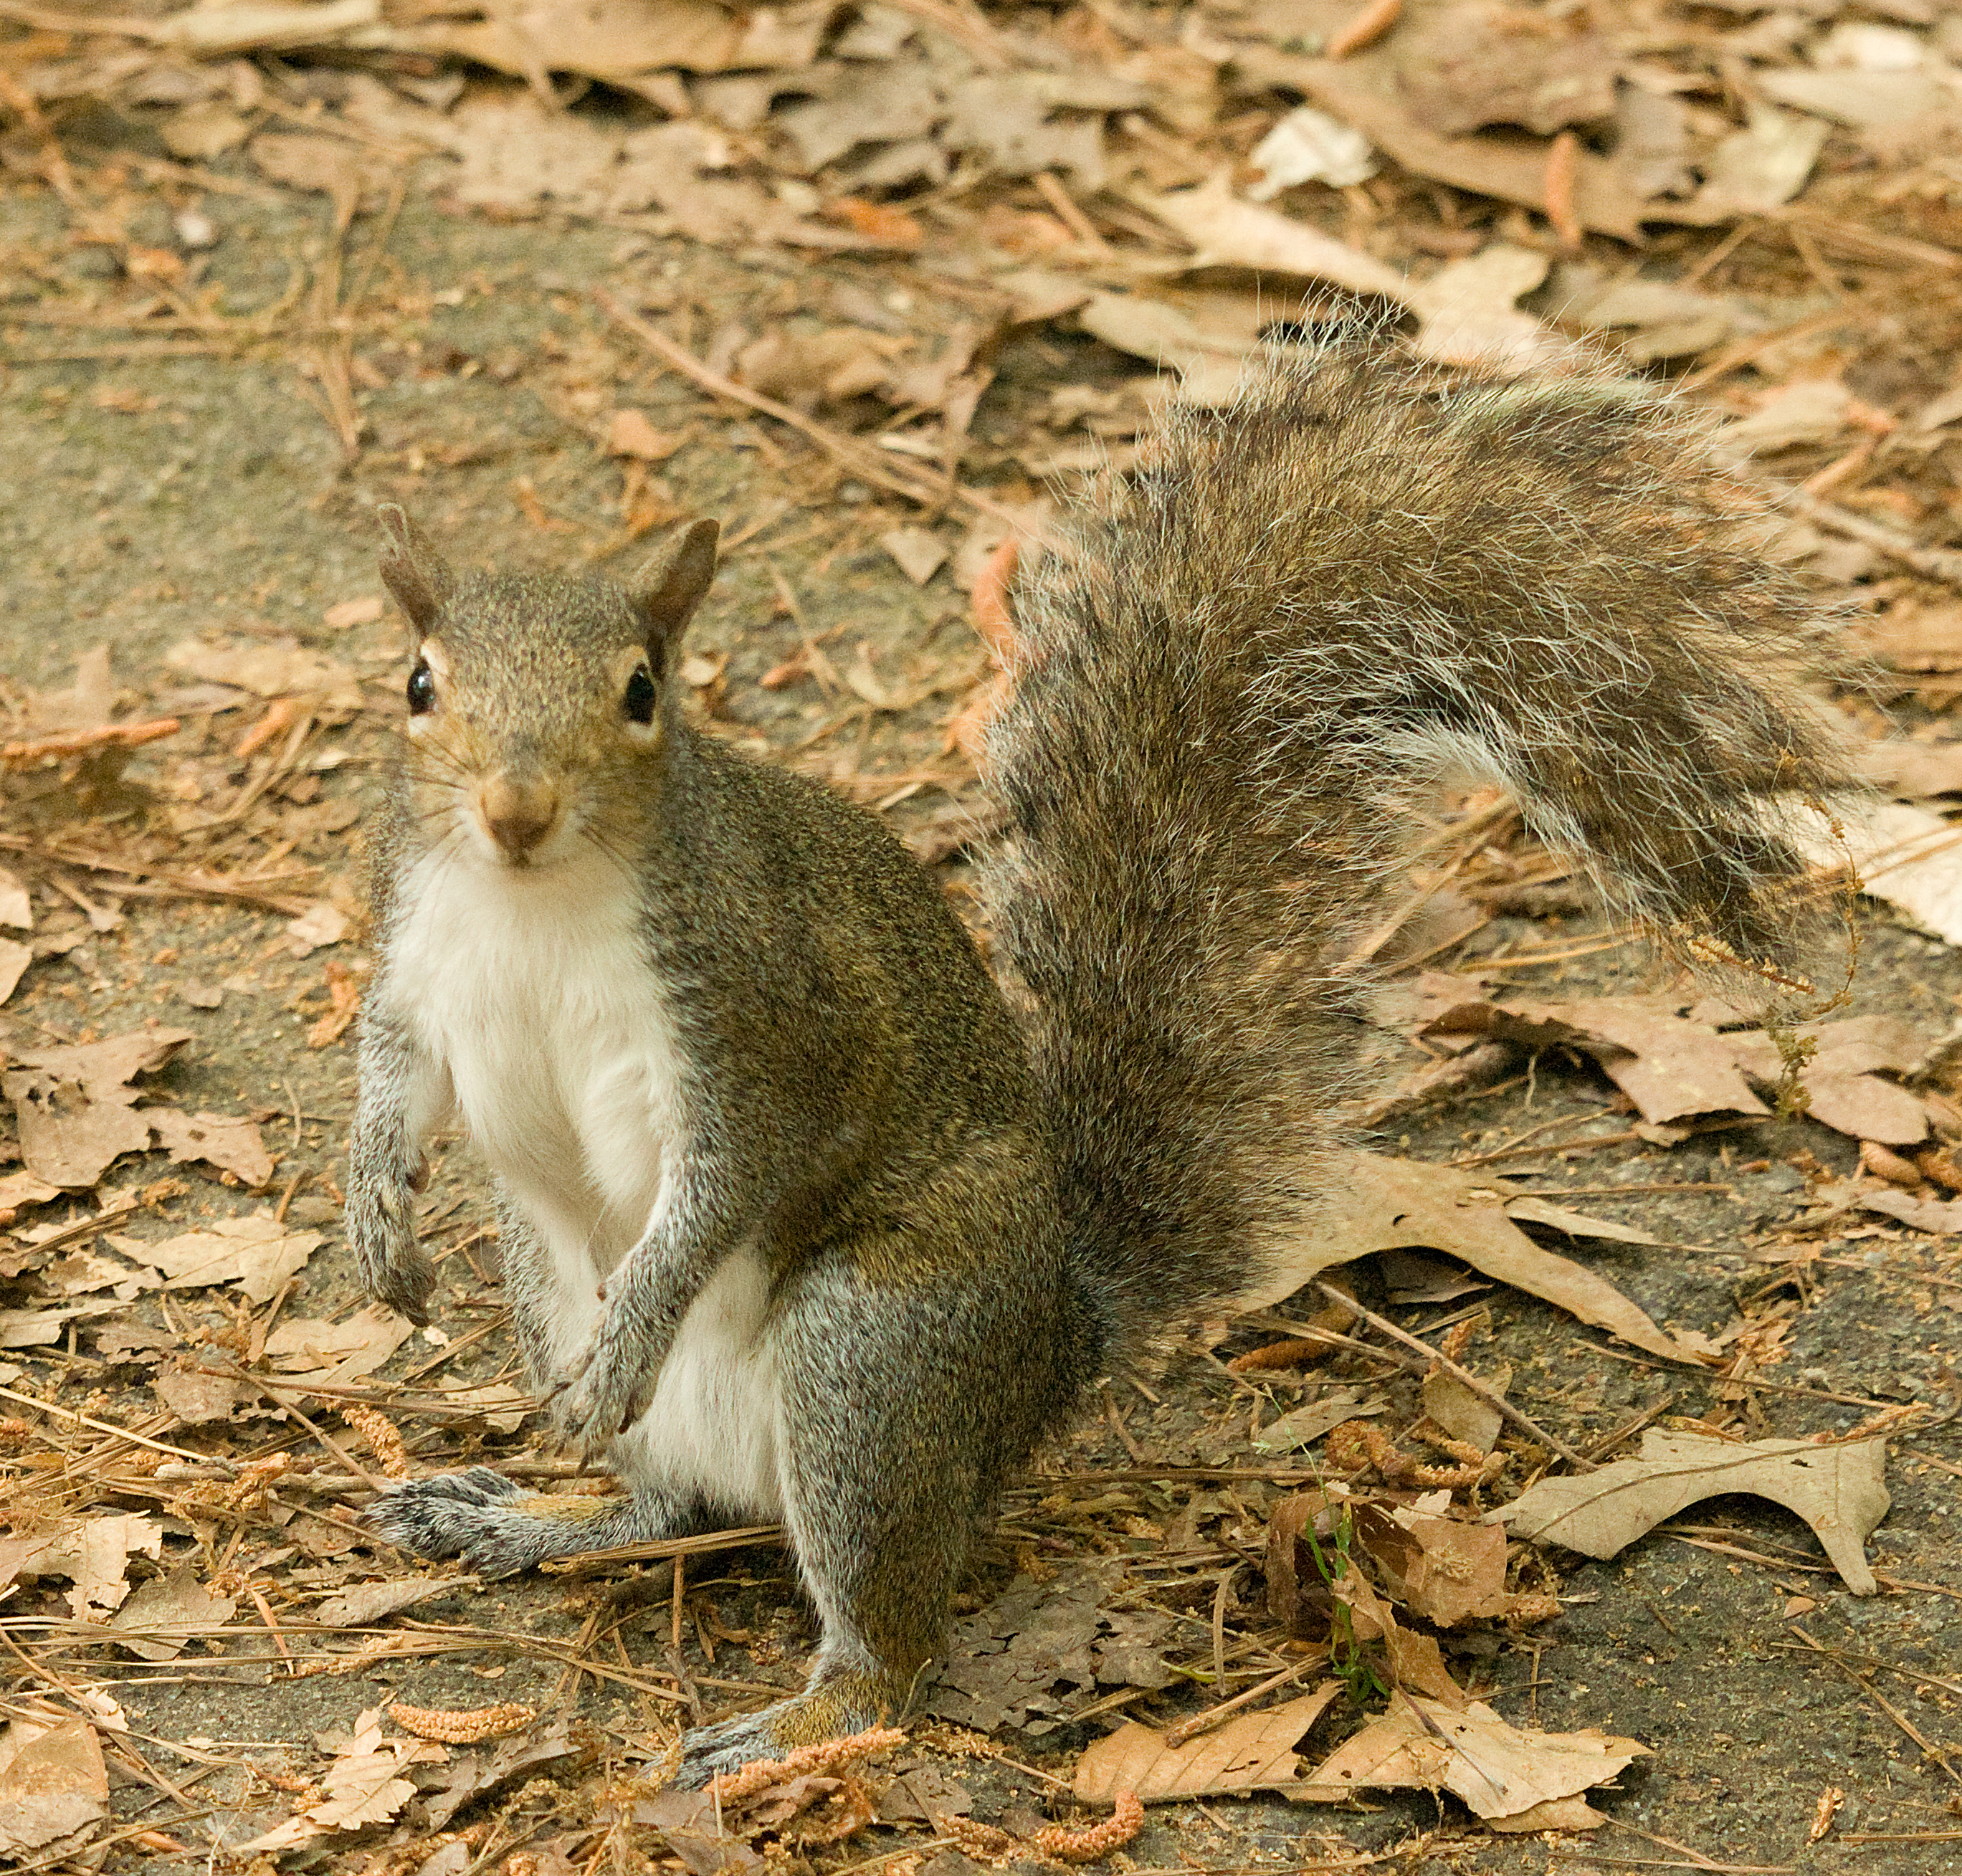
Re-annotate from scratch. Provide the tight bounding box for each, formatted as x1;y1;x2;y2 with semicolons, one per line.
1310;1282;1595;1471
1164;1651;1325;1748
1327;0;1401;58
1;718;179;767
1543;130;1583;251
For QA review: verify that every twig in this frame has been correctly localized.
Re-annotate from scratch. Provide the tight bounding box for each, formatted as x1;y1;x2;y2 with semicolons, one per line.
1310;1282;1595;1471
1162;1652;1327;1747
1;718;179;767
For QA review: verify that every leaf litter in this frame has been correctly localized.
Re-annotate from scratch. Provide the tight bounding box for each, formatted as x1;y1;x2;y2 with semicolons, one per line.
1;0;1961;1865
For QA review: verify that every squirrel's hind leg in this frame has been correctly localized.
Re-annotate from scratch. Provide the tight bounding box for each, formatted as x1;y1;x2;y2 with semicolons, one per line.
672;1252;1049;1786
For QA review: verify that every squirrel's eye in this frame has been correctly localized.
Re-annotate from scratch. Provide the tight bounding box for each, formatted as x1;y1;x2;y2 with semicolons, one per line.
406;663;437;715
623;664;657;725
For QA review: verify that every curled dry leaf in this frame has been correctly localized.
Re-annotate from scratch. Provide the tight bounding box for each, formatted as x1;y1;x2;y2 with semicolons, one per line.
1242;1148;1699;1363
1072;1686;1342;1804
1497;1430;1890;1595
1297;1692;1644;1824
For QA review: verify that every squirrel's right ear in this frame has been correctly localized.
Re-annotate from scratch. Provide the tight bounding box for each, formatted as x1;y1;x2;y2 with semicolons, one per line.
377;504;456;641
631;518;720;675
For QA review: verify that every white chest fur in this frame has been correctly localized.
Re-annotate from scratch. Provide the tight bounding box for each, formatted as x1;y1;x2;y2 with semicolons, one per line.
386;844;784;1518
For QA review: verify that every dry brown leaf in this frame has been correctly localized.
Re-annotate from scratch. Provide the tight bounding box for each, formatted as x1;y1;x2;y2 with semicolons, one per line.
1072;1687;1342;1803
153;1363;247;1426
1421;1365;1505;1460
0;1514;161;1620
164;636;363;709
1497;1429;1890;1595
1386;2;1616;138
3;1029;192;1189
1802;800;1962;948
265;1307;414;1382
1377;1513;1510;1628
0;865;30;930
145;1107;276;1185
1297;1692;1644;1823
1427;995;1768;1126
110;1565;239;1662
111;1214;319;1303
1244;1149;1697;1363
0;936;29;1005
1252;1389;1386;1454
1234;50;1645;240
1861;738;1962;801
313;1576;476;1630
0;1171;62;1224
0;1718;108;1858
604;409;685;461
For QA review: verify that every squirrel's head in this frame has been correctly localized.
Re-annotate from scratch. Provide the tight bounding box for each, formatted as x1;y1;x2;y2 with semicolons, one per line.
376;505;720;870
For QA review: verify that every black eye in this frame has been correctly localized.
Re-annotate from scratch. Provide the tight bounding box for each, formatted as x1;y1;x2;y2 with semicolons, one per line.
623;664;657;725
406;662;436;715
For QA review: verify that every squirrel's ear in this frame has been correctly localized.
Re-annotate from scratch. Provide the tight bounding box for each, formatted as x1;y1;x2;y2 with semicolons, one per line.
377;504;455;641
631;518;720;674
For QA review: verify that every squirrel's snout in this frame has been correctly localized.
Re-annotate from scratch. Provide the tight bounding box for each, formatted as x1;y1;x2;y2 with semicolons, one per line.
475;773;561;862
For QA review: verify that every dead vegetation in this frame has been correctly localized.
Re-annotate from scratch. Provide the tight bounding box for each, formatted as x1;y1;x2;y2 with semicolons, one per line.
0;0;1961;1870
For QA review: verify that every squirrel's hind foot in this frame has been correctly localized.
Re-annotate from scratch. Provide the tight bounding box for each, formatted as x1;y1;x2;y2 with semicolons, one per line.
365;1468;694;1579
670;1673;902;1788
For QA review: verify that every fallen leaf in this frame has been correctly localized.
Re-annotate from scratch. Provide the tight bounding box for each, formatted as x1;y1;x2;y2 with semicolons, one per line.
418;1720;584;1832
604;409;685;460
153;1363;247;1426
265;1307;414;1382
1235;50;1645;239
0;1718;108;1857
4;1029;192;1189
146;1108;276;1184
1860;738;1962;801
1386;2;1617;138
1245;1150;1699;1363
880;527;950;586
1804;800;1962;948
1297;1692;1645;1824
1685;105;1828;219
313;1576;475;1629
287;901;351;955
324;595;386;629
1252;1389;1387;1454
0;866;30;929
1072;1687;1342;1803
0;1514;161;1620
111;1214;319;1303
1496;1430;1890;1595
110;1565;239;1661
0;1171;61;1224
1247;104;1377;196
164;636;363;709
1421;1362;1508;1454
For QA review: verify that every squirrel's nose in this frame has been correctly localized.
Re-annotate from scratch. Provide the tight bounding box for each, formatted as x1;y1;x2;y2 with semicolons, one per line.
477;774;561;860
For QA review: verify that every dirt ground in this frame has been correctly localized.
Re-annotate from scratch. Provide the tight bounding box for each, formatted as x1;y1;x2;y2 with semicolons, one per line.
3;25;1962;1876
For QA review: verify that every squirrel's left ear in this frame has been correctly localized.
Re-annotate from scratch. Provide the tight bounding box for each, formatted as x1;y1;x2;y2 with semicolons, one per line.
631;518;720;675
377;505;455;642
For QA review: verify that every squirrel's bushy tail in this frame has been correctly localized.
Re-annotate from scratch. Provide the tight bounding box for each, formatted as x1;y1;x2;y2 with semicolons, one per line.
977;333;1848;1342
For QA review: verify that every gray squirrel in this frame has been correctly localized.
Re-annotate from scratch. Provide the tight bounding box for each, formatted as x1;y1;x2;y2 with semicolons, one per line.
346;331;1845;1784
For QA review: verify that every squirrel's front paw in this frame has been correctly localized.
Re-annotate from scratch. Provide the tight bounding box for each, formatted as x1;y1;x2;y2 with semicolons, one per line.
548;1342;654;1457
345;1176;437;1325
